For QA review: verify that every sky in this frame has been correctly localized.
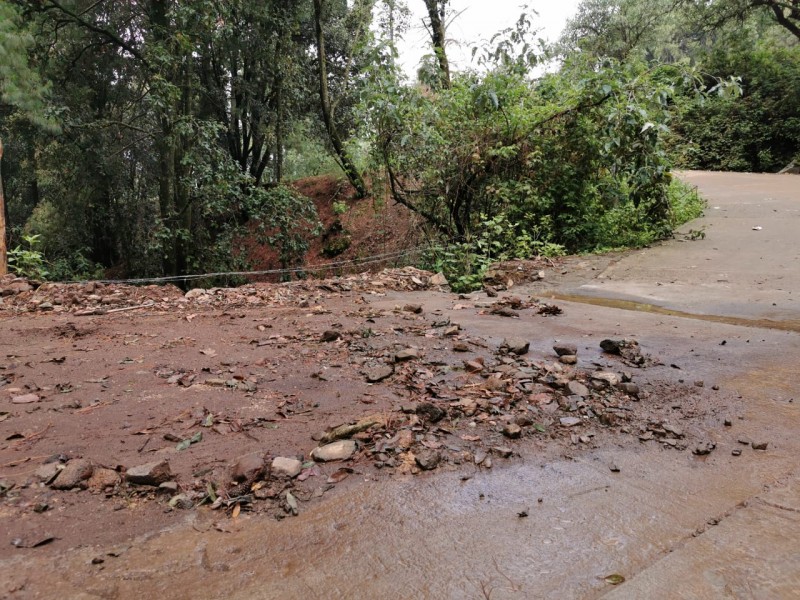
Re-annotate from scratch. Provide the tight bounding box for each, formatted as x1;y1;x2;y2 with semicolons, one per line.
396;0;584;77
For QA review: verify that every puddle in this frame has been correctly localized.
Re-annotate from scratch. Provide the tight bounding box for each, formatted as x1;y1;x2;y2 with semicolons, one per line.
547;293;800;334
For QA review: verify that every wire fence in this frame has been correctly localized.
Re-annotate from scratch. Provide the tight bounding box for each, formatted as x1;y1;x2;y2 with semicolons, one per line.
79;247;425;286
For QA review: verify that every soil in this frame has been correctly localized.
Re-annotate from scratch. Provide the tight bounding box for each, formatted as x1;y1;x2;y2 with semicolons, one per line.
242;175;425;282
0;257;733;561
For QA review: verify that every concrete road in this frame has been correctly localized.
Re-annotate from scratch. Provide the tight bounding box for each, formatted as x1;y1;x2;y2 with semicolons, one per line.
570;171;800;324
2;172;799;599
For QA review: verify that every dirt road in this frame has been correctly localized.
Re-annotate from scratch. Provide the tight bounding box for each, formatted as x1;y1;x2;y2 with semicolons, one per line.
1;172;798;599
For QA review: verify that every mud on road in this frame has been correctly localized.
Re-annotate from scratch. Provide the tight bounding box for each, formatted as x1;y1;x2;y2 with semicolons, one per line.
0;260;734;561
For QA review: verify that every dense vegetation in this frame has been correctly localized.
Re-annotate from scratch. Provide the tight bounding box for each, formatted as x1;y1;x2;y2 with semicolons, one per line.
0;0;797;286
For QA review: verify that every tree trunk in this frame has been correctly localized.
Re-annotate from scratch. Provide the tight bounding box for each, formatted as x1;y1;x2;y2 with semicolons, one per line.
313;0;367;198
0;137;6;276
423;0;450;88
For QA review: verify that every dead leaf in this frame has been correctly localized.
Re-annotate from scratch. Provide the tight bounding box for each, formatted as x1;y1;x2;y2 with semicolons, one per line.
604;574;626;585
231;503;241;519
327;468;353;484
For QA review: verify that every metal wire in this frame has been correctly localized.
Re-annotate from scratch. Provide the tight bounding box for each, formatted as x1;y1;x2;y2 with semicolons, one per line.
76;247;424;286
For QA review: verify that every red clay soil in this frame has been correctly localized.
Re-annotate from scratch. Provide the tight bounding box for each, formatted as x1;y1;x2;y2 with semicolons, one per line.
243;175;425;282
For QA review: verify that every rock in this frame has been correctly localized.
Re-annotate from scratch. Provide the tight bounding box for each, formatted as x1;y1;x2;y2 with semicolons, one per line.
320;330;342;342
11;393;40;404
474;450;488;465
501;338;530;356
158;481;179;493
600;339;637;355
591;372;620;388
395;348;420;362
514;414;534;427
312;440;357;462
731;449;742;457
560;355;578;365
453;342;470;352
51;459;94;490
271;457;303;478
491;446;513;458
184;288;206;299
34;463;62;484
168;494;194;510
738;437;752;445
1;281;33;296
87;468;120;491
482;457;493;469
403;304;423;314
693;442;716;456
464;359;485;373
415;451;441;471
429;273;448;287
560;417;582;427
553;343;577;357
231;453;265;482
126;459;172;486
752;441;769;451
417;402;446;423
610;463;621;473
567;381;589;397
724;418;732;427
502;424;522;439
619;382;640;396
365;364;394;383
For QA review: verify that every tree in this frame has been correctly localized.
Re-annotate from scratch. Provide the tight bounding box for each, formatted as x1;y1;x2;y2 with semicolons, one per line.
422;0;451;88
313;0;368;197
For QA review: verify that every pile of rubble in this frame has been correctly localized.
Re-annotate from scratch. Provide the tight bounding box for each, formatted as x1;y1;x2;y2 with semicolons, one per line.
11;336;708;520
0;267;449;315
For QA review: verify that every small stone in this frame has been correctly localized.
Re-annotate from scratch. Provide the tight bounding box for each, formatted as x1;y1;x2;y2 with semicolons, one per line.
87;468;120;491
724;418;732;427
693;442;716;456
610;464;621;473
464;359;484;373
553;343;578;357
416;402;446;423
560;355;578;365
738;437;752;445
619;382;640;396
126;459;172;486
11;393;40;404
51;459;94;490
365;365;394;383
731;449;742;457
429;273;448;287
395;348;420;362
168;494;194;510
158;481;179;493
567;381;589;397
184;289;206;299
403;304;423;314
491;446;513;458
231;453;265;482
474;450;488;465
600;339;637;355
312;440;357;462
501;338;530;356
34;463;62;484
751;441;769;451
453;342;470;352
502;424;522;439
560;417;581;427
320;330;342;342
271;457;303;478
591;372;620;388
482;457;493;469
694;380;705;388
415;451;441;471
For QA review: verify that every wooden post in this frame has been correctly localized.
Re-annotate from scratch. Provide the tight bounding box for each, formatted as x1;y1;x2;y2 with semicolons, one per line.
0;137;7;276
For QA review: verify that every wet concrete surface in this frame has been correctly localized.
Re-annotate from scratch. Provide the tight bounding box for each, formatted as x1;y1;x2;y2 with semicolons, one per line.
2;172;800;599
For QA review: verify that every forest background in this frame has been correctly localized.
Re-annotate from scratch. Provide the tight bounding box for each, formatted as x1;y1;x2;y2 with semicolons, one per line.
0;0;798;290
